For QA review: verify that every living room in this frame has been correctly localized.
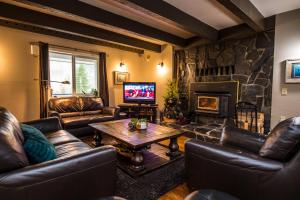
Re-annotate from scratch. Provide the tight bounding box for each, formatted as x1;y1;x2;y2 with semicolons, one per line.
1;0;300;200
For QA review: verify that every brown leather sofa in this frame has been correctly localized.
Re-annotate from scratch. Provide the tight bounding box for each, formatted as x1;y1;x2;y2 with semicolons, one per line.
0;107;117;200
185;117;300;200
48;96;119;137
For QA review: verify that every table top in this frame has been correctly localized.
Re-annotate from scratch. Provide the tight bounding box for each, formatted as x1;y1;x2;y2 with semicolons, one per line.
89;119;183;149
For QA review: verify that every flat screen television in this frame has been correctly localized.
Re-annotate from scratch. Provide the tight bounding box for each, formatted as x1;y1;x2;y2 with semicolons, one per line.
123;82;156;104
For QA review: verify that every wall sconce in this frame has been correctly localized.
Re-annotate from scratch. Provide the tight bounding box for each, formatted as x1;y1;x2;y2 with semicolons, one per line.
118;61;127;72
120;61;125;68
157;62;164;69
157;62;166;75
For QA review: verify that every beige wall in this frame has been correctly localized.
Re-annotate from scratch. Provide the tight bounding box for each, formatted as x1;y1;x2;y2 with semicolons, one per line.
0;26;173;122
271;9;300;128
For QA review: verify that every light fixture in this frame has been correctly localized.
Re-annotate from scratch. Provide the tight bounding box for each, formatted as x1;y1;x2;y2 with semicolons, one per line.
120;61;125;68
157;61;166;75
157;62;164;69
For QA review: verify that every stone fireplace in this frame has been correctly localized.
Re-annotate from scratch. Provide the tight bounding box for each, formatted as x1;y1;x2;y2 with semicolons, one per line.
174;31;274;132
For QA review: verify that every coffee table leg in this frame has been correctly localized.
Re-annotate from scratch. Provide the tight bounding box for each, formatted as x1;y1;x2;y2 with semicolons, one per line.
130;151;144;171
167;137;181;157
93;131;102;147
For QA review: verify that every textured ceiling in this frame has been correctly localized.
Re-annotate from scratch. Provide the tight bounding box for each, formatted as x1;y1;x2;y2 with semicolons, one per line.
249;0;300;17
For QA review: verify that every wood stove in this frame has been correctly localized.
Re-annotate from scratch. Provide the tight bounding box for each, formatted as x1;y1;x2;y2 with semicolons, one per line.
189;82;238;119
194;92;230;117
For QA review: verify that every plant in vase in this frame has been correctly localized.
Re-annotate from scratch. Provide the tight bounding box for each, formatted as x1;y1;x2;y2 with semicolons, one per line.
128;118;148;130
136;118;148;130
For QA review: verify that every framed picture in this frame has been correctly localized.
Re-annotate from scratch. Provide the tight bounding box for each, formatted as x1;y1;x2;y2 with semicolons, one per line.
285;59;300;83
114;71;129;85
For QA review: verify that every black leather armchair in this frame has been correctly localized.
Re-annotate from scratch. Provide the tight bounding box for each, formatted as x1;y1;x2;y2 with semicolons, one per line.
0;107;117;200
185;118;300;200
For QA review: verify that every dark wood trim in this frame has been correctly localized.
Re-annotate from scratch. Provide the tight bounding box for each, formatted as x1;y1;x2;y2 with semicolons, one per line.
0;18;144;54
218;23;256;41
19;0;186;46
217;0;265;32
126;0;218;41
0;3;161;52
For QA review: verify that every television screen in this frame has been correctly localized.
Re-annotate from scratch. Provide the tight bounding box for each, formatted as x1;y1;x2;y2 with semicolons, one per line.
123;82;156;104
292;63;300;78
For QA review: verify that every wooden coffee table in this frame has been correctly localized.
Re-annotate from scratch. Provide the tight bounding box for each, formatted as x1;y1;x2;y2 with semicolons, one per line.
89;119;184;171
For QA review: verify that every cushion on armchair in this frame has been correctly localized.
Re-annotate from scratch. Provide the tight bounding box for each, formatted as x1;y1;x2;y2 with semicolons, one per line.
259;117;300;161
21;124;57;164
0;107;29;173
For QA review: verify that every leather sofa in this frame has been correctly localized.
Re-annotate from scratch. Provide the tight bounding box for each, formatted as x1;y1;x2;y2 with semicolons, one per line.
0;107;117;200
48;96;120;137
185;118;300;200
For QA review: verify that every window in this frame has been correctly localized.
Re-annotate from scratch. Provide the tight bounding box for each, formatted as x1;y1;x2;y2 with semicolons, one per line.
49;50;98;96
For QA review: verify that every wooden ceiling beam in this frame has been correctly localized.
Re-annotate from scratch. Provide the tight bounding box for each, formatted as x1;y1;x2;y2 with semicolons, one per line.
217;0;265;32
18;0;186;46
0;18;145;54
0;3;161;52
126;0;218;41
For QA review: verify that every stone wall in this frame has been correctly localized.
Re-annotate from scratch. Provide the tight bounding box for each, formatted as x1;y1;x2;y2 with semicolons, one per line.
174;31;274;132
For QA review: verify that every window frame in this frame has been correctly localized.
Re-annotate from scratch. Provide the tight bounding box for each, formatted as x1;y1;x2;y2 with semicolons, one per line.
49;48;99;97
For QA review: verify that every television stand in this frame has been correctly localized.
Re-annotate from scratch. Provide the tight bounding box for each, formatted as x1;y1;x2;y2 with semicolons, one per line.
117;103;158;123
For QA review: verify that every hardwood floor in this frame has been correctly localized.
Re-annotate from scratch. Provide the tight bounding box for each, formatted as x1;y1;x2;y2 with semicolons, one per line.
159;136;191;152
158;183;190;200
158;137;191;200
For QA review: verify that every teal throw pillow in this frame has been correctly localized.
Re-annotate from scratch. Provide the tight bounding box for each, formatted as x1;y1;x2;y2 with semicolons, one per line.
21;124;57;164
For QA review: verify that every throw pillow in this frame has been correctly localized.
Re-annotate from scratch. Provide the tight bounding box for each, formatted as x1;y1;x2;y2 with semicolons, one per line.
259;117;300;161
21;124;57;164
0;107;29;173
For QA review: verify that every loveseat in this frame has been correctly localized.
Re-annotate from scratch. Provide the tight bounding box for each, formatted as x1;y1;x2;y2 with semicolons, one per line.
185;117;300;200
0;107;117;200
48;96;119;136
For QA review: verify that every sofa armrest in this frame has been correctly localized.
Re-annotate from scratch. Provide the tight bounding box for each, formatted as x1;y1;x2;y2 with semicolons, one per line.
23;117;62;134
186;139;282;171
103;107;120;119
221;124;266;153
0;146;117;200
48;110;61;119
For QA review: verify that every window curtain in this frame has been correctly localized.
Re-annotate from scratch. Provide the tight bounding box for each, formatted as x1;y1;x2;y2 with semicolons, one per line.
99;52;109;106
39;42;49;118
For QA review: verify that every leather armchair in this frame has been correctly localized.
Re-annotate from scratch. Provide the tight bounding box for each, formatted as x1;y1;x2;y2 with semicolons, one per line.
0;107;117;200
185;119;300;200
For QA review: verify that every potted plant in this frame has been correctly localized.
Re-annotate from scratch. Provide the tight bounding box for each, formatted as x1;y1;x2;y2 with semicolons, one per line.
128;118;148;130
136;118;148;130
163;80;180;123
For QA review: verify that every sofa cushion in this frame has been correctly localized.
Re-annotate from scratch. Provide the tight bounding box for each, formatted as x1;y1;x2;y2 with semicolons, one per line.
62;114;114;129
80;97;104;111
55;141;91;158
0;107;29;173
49;97;80;113
21;124;57;164
260;117;300;161
59;112;84;118
46;130;80;146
